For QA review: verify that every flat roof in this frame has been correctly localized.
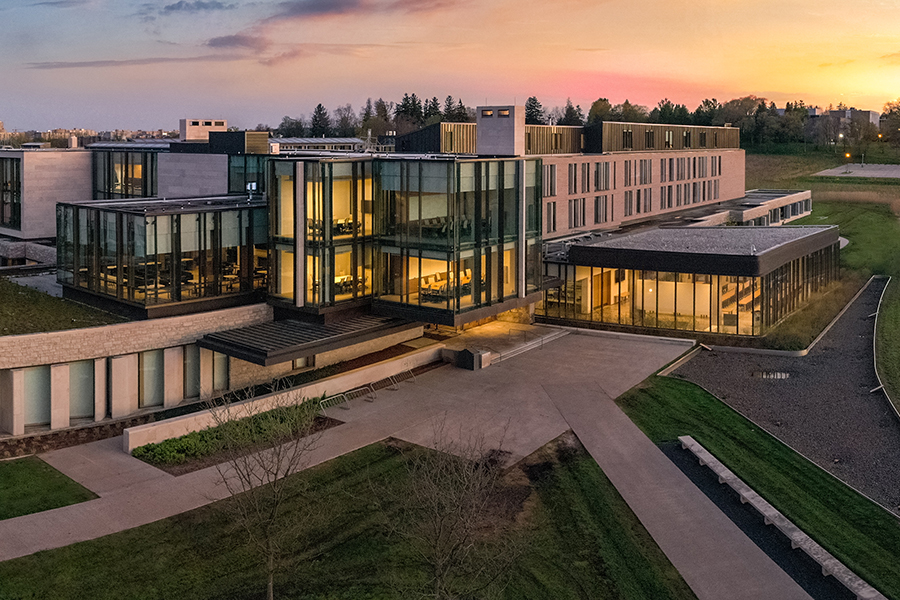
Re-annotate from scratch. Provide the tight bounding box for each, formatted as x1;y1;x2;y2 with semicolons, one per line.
566;225;839;277
198;315;421;366
87;141;171;150
585;226;827;256
59;194;265;216
273;137;364;144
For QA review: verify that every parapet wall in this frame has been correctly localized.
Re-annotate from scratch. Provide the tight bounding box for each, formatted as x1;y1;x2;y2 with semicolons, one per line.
0;303;273;370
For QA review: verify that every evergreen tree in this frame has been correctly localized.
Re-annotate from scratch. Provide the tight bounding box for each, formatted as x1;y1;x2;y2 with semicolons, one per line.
443;95;457;118
310;104;332;137
557;98;584;126
275;116;304;137
524;96;546;125
424;97;442;123
692;98;720;126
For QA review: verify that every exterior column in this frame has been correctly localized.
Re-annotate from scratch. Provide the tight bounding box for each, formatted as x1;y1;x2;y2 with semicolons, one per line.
0;369;25;436
518;159;527;298
109;354;138;419
199;347;215;400
163;346;184;408
50;363;70;430
295;161;306;308
93;357;107;422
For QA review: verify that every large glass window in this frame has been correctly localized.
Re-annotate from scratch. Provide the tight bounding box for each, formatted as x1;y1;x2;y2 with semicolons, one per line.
69;360;95;419
139;349;164;408
93;150;157;199
0;157;21;230
23;366;51;426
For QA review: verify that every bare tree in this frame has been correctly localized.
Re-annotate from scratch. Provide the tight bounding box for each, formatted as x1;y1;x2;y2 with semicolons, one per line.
209;388;323;600
376;425;523;600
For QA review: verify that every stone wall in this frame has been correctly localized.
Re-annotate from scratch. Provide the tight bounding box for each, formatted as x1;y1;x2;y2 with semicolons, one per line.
0;303;272;370
158;154;229;198
228;358;294;391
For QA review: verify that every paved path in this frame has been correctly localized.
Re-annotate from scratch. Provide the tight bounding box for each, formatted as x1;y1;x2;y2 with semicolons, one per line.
0;328;813;600
816;164;900;178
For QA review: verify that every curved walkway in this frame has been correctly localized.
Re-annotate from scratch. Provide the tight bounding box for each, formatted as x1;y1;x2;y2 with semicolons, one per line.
674;278;900;512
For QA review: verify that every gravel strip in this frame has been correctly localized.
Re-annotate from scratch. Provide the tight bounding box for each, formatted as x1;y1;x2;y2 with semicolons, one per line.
673;277;900;513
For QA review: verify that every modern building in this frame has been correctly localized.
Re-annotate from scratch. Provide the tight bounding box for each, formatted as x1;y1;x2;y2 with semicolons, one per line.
179;118;227;142
539;226;839;336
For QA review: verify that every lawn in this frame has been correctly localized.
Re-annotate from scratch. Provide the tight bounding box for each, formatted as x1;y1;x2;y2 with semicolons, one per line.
617;375;900;600
0;438;696;600
0;456;96;520
0;278;125;336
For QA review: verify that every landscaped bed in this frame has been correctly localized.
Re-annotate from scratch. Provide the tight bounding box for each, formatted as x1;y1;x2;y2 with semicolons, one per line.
617;375;900;600
0;456;96;520
0;436;697;600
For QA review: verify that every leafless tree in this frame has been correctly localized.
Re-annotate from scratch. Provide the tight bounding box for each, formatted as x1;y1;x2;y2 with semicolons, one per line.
376;425;523;600
209;387;323;600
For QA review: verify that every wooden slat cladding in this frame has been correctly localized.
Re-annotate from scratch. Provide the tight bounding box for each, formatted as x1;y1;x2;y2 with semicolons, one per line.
244;131;270;155
524;125;582;155
598;122;740;153
440;122;477;154
395;122;476;154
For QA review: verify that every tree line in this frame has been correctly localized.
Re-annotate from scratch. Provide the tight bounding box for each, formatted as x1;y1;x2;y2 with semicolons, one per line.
261;94;475;140
264;92;900;151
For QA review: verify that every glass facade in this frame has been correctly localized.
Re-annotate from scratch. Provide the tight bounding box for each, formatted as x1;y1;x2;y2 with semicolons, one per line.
93;150;158;199
57;201;268;308
0;157;21;229
229;155;268;194
538;244;840;336
374;158;541;316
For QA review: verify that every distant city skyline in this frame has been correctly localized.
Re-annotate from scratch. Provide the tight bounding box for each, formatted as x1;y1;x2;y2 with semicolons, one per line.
3;0;899;131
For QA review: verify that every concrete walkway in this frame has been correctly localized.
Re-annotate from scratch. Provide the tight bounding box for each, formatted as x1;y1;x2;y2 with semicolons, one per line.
816;163;900;178
0;328;811;600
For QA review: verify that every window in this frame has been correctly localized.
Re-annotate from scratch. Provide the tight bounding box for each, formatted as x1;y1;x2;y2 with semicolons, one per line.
635;189;641;214
676;184;682;206
698;156;708;178
667;185;673;208
293;356;315;370
214;121;225;126
693;181;700;203
676;157;685;181
643;188;652;213
624;191;634;216
568;198;585;228
693;156;697;179
581;163;590;193
699;132;707;147
645;129;655;148
594;195;609;224
624;160;632;187
191;120;200;126
714;179;720;200
213;351;229;392
498;109;510;117
665;130;673;149
0;157;21;230
546;201;557;233
542;164;556;197
139;349;164;408
568;163;577;194
660;158;667;183
622;129;633;149
639;159;652;185
184;344;200;399
683;131;692;148
481;109;494;117
203;121;212;126
594;162;611;191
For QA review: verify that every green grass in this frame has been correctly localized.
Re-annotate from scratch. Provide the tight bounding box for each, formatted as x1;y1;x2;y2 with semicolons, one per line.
617;376;900;600
0;278;125;336
0;456;96;520
0;440;695;600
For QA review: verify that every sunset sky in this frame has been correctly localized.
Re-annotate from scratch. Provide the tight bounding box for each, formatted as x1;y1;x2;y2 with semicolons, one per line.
3;0;900;131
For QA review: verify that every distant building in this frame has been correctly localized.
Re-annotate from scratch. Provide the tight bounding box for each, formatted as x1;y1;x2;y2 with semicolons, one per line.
179;118;227;142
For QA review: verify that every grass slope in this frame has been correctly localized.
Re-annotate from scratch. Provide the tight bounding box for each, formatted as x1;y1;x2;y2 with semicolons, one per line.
617;376;900;600
0;456;96;520
0;440;695;600
0;278;125;336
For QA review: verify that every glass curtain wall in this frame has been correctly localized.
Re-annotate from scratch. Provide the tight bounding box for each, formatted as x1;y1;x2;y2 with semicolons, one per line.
93;151;158;199
0;157;21;229
57;203;267;306
539;243;839;336
375;158;538;316
229;155;268;193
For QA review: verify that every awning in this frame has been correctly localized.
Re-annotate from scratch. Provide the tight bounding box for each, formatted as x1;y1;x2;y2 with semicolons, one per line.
198;315;421;366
